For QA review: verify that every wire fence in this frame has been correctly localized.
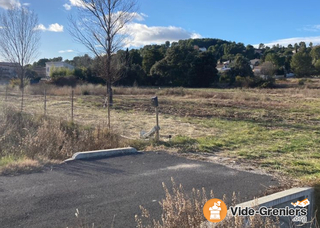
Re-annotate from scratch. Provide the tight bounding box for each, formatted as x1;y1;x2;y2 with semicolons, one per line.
0;85;95;124
0;84;185;140
0;84;152;139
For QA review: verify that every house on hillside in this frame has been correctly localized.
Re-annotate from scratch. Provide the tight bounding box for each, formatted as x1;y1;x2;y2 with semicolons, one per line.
254;49;263;56
250;59;260;68
253;66;262;76
45;62;75;77
33;67;46;78
216;64;231;72
194;45;207;52
216;60;232;72
0;62;19;84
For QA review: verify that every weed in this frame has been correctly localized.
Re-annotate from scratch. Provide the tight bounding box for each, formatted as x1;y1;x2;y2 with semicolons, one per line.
135;179;287;228
0;106;126;173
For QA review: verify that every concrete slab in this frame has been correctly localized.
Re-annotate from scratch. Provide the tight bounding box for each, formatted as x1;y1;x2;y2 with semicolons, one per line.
65;147;138;161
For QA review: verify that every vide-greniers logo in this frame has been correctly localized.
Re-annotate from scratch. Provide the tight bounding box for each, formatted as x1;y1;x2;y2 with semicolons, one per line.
203;198;228;223
203;198;310;224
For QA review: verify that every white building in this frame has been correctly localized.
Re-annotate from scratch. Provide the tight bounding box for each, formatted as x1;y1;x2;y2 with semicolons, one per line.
0;62;18;79
45;62;75;77
194;45;207;52
216;64;231;72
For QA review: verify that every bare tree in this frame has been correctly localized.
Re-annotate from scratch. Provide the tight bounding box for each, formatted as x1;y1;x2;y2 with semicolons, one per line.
0;5;40;112
68;0;137;129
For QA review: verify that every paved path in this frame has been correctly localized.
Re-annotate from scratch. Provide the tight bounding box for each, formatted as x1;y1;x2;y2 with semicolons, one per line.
0;152;278;228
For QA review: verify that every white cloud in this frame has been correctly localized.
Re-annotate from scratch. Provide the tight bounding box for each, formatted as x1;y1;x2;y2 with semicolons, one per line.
48;23;64;32
254;36;320;48
34;24;46;31
124;23;201;47
0;0;21;9
111;12;147;23
22;2;30;6
63;3;71;10
59;49;74;53
63;0;92;10
34;23;64;32
69;0;86;8
64;0;147;19
303;25;320;32
140;13;148;18
132;12;146;21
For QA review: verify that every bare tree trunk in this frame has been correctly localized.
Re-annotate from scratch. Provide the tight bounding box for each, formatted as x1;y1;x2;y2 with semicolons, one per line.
107;85;111;129
44;86;47;116
0;7;40;113
107;4;112;130
21;87;24;112
68;0;137;129
20;70;24;112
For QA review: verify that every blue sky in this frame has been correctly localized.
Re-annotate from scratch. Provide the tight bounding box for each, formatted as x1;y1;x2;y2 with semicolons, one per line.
1;0;320;62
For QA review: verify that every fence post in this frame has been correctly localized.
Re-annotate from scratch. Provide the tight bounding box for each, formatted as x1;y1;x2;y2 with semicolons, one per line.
155;106;159;141
71;89;74;122
5;84;8;102
151;96;160;141
44;86;47;116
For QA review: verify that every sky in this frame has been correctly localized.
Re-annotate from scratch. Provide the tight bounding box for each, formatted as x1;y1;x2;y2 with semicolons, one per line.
1;0;320;62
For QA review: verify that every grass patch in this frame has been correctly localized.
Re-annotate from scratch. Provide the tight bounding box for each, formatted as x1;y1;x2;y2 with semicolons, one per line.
0;158;41;175
156;117;320;180
2;83;320;181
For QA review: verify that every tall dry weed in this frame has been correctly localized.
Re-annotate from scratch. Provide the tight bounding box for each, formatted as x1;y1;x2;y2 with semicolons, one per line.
135;179;320;228
0;107;125;161
135;178;213;228
28;84;107;96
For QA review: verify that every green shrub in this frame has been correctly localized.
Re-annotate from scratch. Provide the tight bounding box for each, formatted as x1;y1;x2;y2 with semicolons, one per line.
235;76;274;88
219;71;235;85
50;67;75;80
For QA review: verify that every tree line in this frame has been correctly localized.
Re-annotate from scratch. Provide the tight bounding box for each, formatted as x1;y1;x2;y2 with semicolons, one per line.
30;38;320;88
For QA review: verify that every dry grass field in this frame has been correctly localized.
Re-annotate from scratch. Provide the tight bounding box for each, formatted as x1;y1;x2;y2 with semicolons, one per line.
1;78;320;183
2;78;320;227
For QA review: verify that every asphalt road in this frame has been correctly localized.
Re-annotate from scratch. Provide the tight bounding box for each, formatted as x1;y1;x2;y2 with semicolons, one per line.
0;152;278;228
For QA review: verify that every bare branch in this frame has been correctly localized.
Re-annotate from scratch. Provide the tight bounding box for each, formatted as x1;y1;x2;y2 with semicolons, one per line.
0;6;41;111
0;6;40;68
68;0;138;128
68;0;138;83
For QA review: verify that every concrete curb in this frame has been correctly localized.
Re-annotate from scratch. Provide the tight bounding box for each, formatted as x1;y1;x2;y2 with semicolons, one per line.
64;147;138;162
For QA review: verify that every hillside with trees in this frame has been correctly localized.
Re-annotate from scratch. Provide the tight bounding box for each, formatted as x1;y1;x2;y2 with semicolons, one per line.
33;38;320;88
